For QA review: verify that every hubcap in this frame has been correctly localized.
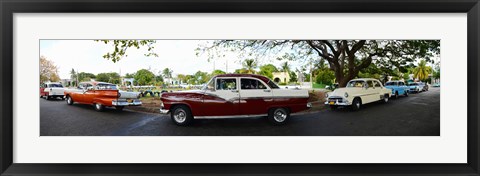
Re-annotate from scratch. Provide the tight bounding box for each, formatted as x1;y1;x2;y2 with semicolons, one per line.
96;104;101;109
174;109;187;123
384;97;388;102
67;97;71;104
273;109;287;122
356;101;360;108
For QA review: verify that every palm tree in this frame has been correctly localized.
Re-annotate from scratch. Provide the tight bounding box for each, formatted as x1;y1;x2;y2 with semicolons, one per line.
242;59;257;74
69;68;77;87
413;60;433;81
281;61;290;72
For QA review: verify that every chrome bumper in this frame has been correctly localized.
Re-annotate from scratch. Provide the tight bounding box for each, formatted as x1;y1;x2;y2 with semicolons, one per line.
324;98;351;106
159;108;169;114
112;99;142;106
306;103;312;108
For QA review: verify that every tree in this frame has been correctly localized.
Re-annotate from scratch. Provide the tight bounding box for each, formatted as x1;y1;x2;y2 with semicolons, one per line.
315;69;335;85
134;69;155;85
289;71;297;83
69;68;77;87
193;71;209;84
95;40;158;63
198;40;440;87
96;72;121;84
413;60;433;81
40;56;60;84
211;69;226;76
77;72;96;82
258;64;278;79
162;68;173;79
242;59;257;74
280;61;290;72
433;68;440;80
234;68;249;74
124;73;135;78
96;73;110;82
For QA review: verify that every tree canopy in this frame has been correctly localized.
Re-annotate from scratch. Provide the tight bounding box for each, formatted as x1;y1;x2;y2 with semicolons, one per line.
40;56;60;84
96;40;158;63
198;40;440;87
134;69;155;85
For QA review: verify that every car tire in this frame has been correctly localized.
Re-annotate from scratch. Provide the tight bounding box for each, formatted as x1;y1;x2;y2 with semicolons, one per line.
45;95;50;100
404;90;409;97
268;107;289;125
351;98;362;111
383;94;389;103
94;103;104;112
171;105;193;126
115;106;124;111
394;91;399;99
66;96;74;105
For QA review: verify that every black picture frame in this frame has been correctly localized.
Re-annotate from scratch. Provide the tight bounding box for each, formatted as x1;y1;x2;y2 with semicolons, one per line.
1;0;479;175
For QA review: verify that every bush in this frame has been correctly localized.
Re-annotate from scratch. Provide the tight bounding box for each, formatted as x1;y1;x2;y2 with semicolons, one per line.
278;82;287;86
315;70;335;85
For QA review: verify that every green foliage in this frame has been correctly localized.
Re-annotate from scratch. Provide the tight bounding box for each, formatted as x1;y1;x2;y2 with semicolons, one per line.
124;73;135;78
258;64;278;79
96;72;120;84
242;59;257;74
95;40;158;63
77;72;96;82
162;68;173;79
289;71;297;83
413;60;433;81
433;68;440;79
211;69;226;76
193;71;210;84
315;69;335;85
134;69;155;85
234;68;249;74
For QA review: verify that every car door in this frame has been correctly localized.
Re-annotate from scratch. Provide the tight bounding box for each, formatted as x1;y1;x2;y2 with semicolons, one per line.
363;80;377;103
374;80;386;99
202;77;240;116
83;83;96;104
238;77;273;115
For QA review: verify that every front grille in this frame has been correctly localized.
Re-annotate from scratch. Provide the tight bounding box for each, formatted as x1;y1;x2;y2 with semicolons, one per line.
328;97;343;103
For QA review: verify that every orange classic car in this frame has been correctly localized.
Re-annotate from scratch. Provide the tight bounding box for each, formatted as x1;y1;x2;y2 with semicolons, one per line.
64;81;142;111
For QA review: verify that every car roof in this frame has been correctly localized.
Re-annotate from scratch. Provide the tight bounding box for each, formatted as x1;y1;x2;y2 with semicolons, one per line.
215;74;271;83
79;81;113;86
350;78;380;81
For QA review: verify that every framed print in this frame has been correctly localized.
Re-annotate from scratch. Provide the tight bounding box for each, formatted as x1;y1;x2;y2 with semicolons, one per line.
1;0;479;175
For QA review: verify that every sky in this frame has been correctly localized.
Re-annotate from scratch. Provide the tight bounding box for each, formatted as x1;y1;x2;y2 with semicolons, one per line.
39;40;305;80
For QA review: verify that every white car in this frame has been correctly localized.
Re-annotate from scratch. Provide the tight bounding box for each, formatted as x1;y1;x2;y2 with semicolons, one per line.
40;82;65;100
325;78;392;110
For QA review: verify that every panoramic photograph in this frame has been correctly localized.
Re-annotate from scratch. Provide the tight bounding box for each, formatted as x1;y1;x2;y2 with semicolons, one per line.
39;39;440;136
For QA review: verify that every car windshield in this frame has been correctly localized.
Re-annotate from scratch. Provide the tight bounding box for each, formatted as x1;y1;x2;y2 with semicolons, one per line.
96;84;117;90
385;82;397;86
346;80;365;88
409;83;418;86
49;84;63;88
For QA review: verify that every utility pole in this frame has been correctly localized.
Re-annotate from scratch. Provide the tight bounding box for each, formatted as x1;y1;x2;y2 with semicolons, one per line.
225;60;228;73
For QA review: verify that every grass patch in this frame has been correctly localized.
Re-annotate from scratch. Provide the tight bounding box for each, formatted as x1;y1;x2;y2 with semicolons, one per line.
312;83;327;89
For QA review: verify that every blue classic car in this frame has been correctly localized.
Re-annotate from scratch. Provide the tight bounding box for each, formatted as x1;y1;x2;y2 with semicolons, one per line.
385;81;409;98
408;82;424;93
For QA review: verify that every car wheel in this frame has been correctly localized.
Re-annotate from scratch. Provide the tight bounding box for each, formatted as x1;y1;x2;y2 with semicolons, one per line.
66;96;74;105
404;90;409;97
94;103;104;112
351;98;362;111
45;95;50;100
383;94;389;103
394;91;399;99
268;108;289;125
171;105;193;126
329;105;338;110
115;106;124;111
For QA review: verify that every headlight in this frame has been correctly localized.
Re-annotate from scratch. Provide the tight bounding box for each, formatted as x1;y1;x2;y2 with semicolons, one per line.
325;93;329;98
344;92;349;97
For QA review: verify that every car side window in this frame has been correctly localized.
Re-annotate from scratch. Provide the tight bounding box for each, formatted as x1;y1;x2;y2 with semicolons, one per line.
216;78;237;90
85;84;94;90
375;81;382;88
367;81;374;88
241;78;267;90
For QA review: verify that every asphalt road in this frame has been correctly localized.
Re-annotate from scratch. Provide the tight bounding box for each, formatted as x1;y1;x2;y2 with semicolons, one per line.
40;87;440;136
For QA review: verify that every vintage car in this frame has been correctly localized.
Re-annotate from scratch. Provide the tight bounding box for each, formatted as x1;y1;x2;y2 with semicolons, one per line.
384;80;409;98
325;78;392;110
159;74;311;126
420;82;429;91
40;82;65;100
408;82;424;93
64;81;142;111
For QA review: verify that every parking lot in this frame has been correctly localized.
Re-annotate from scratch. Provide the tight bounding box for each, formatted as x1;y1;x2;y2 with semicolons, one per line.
40;87;440;136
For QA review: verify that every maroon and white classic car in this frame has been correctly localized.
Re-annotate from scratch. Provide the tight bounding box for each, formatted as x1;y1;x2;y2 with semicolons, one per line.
160;74;311;125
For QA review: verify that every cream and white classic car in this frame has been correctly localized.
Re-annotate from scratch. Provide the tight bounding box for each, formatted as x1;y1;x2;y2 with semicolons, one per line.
325;78;392;110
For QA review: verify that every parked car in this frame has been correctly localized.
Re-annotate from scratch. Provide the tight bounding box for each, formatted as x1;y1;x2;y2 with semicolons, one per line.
408;82;424;93
432;83;440;87
40;82;65;100
159;74;311;126
325;78;392;110
384;80;409;98
64;81;142;111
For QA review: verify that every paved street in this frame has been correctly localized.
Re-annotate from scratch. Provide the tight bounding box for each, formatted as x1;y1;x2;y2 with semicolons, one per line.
40;87;440;136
